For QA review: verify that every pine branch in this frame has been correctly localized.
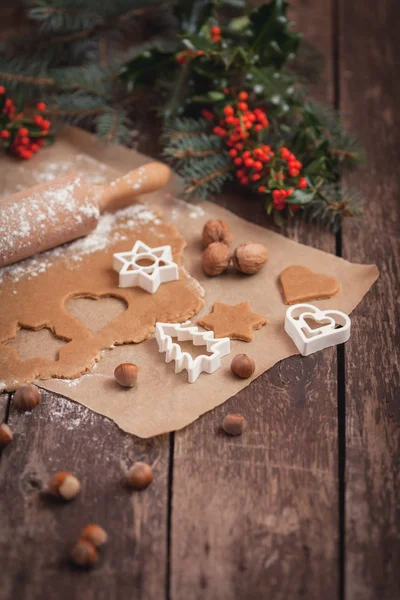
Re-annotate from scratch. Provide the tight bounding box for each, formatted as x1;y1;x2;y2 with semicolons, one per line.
185;164;234;194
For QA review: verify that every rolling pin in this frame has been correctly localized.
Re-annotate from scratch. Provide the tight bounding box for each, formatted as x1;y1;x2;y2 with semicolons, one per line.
0;162;171;268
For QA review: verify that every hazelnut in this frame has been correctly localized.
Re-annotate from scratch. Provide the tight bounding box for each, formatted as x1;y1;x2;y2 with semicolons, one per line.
232;241;268;275
231;354;256;379
114;363;138;387
80;524;108;548
49;471;81;500
202;242;231;276
70;539;98;568
127;462;153;490
202;219;233;247
222;413;247;436
13;384;40;412
0;423;13;447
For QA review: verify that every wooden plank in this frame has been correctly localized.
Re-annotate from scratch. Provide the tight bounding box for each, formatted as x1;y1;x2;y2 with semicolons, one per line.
170;1;340;598
0;389;169;600
339;1;400;598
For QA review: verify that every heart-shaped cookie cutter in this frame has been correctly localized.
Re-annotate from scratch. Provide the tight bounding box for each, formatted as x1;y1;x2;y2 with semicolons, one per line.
155;322;230;383
285;303;351;356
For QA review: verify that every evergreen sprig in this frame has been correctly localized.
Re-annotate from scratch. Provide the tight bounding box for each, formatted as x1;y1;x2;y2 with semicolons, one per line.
122;0;364;229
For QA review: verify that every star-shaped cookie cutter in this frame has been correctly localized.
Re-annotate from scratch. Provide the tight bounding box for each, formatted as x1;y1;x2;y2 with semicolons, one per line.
113;241;179;293
285;303;351;356
155;322;231;383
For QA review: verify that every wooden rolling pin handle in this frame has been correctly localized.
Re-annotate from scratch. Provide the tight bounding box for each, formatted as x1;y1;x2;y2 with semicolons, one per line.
96;162;171;212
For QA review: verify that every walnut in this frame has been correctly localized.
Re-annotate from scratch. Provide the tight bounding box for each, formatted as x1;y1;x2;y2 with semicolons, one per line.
202;219;233;248
202;242;232;276
232;241;268;275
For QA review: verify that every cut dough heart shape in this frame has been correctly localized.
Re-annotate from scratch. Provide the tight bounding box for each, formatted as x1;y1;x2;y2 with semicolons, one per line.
285;303;351;356
280;265;341;304
65;295;128;334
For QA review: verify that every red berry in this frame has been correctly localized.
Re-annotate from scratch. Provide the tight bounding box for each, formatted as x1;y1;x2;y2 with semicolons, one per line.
244;158;254;168
18;128;29;136
242;150;251;159
34;115;43;126
223;106;234;116
238;102;248;112
253;161;263;171
258;186;266;193
31;143;40;152
41;119;51;129
289;168;300;177
0;86;5;94
211;26;221;35
229;148;238;157
234;157;243;166
236;169;245;178
254;124;263;133
298;177;307;189
238;91;248;101
0;129;10;139
20;136;29;145
235;143;244;150
36;102;47;112
251;173;261;181
201;109;214;121
240;176;248;185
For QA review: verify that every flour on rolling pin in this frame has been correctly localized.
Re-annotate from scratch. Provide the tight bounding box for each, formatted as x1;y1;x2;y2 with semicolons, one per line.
0;175;100;267
0;162;171;268
0;203;161;285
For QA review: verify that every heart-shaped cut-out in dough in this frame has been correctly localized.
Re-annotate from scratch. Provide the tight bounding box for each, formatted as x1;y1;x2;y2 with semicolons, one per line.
65;295;128;334
285;303;350;356
280;265;340;304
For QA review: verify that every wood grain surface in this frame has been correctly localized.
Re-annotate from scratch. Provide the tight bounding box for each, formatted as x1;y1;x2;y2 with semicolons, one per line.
339;1;400;598
0;1;399;599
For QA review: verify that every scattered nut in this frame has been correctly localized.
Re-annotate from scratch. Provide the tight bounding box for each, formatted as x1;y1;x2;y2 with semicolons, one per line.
114;363;139;387
70;539;98;568
80;524;108;548
202;219;233;247
127;462;153;491
0;423;13;447
202;242;231;276
232;241;268;275
49;471;81;501
231;354;256;379
222;413;247;436
13;384;41;412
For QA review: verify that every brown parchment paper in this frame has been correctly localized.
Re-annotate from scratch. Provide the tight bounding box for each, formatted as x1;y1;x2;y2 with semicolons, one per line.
0;128;378;438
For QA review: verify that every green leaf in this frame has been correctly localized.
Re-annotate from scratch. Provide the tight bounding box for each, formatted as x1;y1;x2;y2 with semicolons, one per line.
249;1;302;68
286;189;315;205
273;209;284;226
122;48;175;87
208;90;225;101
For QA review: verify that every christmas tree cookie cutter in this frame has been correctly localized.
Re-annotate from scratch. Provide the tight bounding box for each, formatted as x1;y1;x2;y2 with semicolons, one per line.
155;322;231;383
113;241;179;293
285;303;351;356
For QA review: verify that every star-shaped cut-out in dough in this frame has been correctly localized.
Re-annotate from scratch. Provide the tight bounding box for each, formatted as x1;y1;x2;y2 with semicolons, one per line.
198;301;268;342
113;241;179;293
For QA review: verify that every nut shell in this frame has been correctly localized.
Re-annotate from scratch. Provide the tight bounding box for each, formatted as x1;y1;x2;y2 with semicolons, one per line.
222;413;247;436
232;241;268;275
127;462;153;490
0;423;13;447
202;242;231;276
231;354;256;379
114;363;139;387
13;384;40;412
70;539;98;568
80;524;108;548
49;471;81;500
202;219;233;247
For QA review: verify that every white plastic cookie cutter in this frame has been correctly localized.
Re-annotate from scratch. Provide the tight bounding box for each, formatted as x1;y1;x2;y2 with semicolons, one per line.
113;241;179;293
285;303;351;356
155;322;231;383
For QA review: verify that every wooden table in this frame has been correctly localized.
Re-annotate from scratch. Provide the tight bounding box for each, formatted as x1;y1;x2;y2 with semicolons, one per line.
0;1;399;599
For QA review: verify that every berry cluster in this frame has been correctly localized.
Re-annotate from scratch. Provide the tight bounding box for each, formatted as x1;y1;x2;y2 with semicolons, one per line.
0;87;51;159
176;49;204;64
203;90;309;213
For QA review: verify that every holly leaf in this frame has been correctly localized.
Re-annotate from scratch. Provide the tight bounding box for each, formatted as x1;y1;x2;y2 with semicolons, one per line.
286;189;315;205
249;0;302;68
121;48;175;88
